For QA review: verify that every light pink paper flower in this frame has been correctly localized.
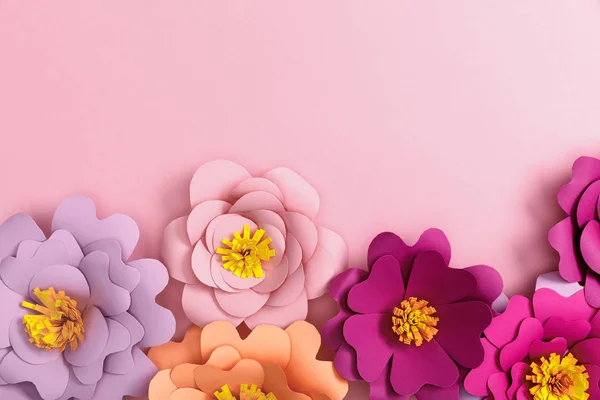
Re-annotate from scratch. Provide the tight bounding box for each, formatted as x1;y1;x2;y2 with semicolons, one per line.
163;160;347;329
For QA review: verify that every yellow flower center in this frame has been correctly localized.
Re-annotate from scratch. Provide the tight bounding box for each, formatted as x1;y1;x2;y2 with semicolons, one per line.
392;297;439;346
527;353;590;400
214;384;278;400
216;224;276;279
21;287;84;352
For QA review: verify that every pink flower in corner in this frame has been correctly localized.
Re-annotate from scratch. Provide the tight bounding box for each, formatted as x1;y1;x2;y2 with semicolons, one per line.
163;160;347;329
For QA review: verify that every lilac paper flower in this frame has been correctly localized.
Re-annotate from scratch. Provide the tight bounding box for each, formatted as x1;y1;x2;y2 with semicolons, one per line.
322;230;504;400
549;156;600;308
0;196;175;400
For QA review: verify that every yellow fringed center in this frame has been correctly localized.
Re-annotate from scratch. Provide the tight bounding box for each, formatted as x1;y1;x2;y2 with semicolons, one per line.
216;224;276;279
21;287;84;352
527;353;590;400
214;384;278;400
392;297;439;346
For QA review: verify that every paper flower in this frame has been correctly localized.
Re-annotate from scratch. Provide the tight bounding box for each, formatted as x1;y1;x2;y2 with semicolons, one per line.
322;230;504;399
0;196;175;400
549;156;600;308
163;160;347;329
464;272;600;399
146;320;348;399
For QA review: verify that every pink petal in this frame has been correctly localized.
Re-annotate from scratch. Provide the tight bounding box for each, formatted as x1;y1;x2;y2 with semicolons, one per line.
463;338;501;397
253;258;289;293
206;214;257;254
241;210;286;239
182;284;243;327
316;227;348;276
189;160;251;208
214;288;269;318
51;195;139;260
485;296;533;349
79;252;128;316
0;213;45;260
220;263;264;290
557;156;600;214
229;191;285;214
304;229;345;299
163;217;198;284
231;177;284;202
263;167;320;220
186;200;231;244
285;234;303;275
533;288;595;324
258;223;285;270
581;220;600;274
245;289;308;329
549;218;586;283
266;266;305;307
499;318;543;371
210;254;241;293
64;306;109;367
280;213;317;265
192;241;218;288
528;337;567;361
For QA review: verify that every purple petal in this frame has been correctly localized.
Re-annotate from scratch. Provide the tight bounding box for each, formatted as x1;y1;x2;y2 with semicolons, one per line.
391;339;459;395
0;383;42;400
585;270;600;308
543;317;591;348
0;214;45;260
0;282;24;348
581;220;600;274
499;318;543;371
57;370;96;400
89;348;157;399
533;288;596;324
333;342;362;381
405;252;476;306
9;316;62;364
535;271;583;297
79;252;130;316
29;264;90;307
51;195;139;260
548;218;586;283
127;259;175;347
0;350;69;400
463;338;501;397
558;156;600;214
434;302;493;368
104;312;144;375
83;240;140;292
461;265;504;306
64;306;108;367
344;313;396;382
528;337;567;361
47;230;84;266
570;338;600;366
347;256;404;314
0;239;70;297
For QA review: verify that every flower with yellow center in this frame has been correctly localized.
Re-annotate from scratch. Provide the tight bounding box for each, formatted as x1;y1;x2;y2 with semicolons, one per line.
217;225;276;279
392;297;439;346
21;287;84;352
527;353;590;400
214;384;278;400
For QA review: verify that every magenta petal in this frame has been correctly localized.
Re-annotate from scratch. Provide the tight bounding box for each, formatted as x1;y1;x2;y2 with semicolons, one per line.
533;288;595;324
434;302;492;368
485;296;532;349
344;313;396;382
333;342;362;381
499;318;543;371
507;362;528;399
405;251;476;306
463;338;501;396
558;156;600;214
487;372;509;400
322;304;353;352
585;364;600;399
415;384;459;400
570;338;600;366
549;218;585;283
390;339;459;395
0;214;45;260
64;306;109;367
543;317;591;348
528;337;568;361
367;232;409;269
347;255;404;314
581;220;600;274
461;265;504;306
576;180;600;227
0;350;69;400
329;268;368;303
590;311;600;338
370;362;411;400
585;270;600;308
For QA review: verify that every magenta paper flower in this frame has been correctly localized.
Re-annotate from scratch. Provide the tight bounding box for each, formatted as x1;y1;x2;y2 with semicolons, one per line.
322;230;504;400
0;196;175;400
162;160;347;329
464;272;600;399
549;156;600;308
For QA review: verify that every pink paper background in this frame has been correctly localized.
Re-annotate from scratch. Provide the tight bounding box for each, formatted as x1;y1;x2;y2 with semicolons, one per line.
1;2;600;398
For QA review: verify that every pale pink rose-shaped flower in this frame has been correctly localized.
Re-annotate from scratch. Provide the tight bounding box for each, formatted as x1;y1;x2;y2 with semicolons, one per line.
163;160;348;329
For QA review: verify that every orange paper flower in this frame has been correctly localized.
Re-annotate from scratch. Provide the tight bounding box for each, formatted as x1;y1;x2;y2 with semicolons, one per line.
147;321;348;400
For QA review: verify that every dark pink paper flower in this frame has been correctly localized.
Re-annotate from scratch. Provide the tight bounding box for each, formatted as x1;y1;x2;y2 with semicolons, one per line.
549;156;600;308
464;272;600;399
0;196;175;400
322;230;504;400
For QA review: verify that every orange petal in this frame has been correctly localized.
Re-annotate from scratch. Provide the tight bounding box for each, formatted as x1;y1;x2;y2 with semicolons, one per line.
205;345;242;370
148;369;177;400
284;321;348;400
149;325;204;370
262;363;310;400
170;364;199;389
201;322;291;368
169;388;210;400
194;359;265;395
